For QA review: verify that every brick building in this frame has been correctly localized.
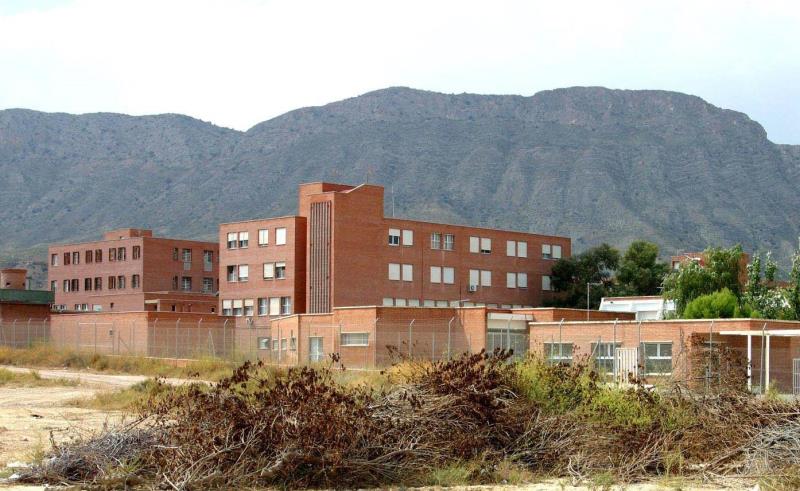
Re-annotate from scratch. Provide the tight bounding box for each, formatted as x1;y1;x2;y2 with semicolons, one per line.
670;251;750;285
219;182;571;320
0;267;53;322
48;228;219;313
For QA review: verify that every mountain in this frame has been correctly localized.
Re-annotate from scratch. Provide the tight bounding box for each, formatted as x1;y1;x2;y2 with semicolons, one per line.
2;87;800;286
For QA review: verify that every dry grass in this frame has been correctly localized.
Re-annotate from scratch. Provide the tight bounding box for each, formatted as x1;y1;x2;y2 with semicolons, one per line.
0;367;78;387
0;345;236;380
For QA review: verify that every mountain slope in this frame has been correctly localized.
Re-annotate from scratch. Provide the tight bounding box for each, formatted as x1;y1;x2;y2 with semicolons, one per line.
2;87;799;284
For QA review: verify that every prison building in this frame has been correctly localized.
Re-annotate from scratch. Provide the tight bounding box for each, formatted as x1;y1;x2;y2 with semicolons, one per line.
47;228;219;313
218;182;571;320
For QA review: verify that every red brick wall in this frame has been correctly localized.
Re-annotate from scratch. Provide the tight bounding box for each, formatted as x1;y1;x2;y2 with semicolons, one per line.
517;308;636;322
0;303;51;321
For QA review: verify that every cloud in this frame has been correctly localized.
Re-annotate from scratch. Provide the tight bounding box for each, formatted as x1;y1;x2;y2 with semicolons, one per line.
0;0;798;142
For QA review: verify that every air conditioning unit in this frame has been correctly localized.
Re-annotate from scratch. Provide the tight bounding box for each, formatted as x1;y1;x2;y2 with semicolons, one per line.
468;285;478;293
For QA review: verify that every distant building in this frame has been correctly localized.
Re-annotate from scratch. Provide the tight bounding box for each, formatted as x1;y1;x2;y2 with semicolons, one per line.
670;251;750;285
47;228;219;313
599;296;675;320
218;182;572;319
0;268;53;322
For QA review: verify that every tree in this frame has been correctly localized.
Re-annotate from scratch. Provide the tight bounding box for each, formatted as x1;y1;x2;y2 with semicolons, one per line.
683;288;744;319
786;250;800;320
548;243;620;309
662;244;746;315
614;241;669;296
743;252;787;319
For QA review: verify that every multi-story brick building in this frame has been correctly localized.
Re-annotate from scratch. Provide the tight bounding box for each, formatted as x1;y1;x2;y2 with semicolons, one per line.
219;182;571;319
48;228;219;313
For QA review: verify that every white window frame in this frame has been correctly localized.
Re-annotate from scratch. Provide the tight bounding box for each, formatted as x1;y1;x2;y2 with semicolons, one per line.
480;237;492;254
232;299;244;317
269;297;280;316
544;343;573;364
238;231;249;248
443;267;455;284
258;229;269;246
480;270;491;287
244;298;254;317
258;298;268;316
430;232;441;250
642;342;673;375
402;263;413;282
382;297;394;306
227;232;238;249
518;272;528;289
388;228;400;246
517;241;528;258
238;264;249;282
506;240;516;257
280;296;291;315
340;332;369;347
275;261;286;279
542;244;552;259
395;298;407;306
388;263;401;281
443;234;455;251
506;272;517;288
275;227;287;245
263;263;275;279
469;269;479;287
469;236;479;253
430;266;442;284
402;229;413;246
542;274;552;291
552;244;562;259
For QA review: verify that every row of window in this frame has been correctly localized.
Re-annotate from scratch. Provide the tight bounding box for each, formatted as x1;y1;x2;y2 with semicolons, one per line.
226;228;287;249
386;229;563;260
256;333;368;353
387;263;552;291
51;246;142;267
53;275;141;292
222;297;292;316
543;342;673;375
382;298;534;308
226;262;286;282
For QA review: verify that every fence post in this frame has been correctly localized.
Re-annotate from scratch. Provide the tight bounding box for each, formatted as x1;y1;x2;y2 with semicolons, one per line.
408;319;415;358
447;317;454;360
175;318;181;360
76;319;80;352
26;318;32;348
431;330;435;362
558;318;564;361
506;317;511;354
93;321;98;355
12;319;16;349
612;319;618;383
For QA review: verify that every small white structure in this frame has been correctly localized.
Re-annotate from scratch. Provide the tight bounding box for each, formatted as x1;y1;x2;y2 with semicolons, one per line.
599;296;675;320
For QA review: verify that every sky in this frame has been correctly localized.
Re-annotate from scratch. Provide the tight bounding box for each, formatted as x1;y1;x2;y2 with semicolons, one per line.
1;0;799;143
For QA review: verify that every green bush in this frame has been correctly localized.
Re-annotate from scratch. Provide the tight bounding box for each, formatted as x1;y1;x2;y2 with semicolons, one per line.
683;288;744;319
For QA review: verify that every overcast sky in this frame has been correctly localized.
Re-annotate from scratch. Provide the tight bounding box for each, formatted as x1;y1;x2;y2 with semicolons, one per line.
1;0;798;143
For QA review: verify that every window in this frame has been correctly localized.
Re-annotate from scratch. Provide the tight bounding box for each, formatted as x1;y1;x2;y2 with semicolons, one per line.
227;265;238;282
182;248;191;263
50;280;57;292
431;232;441;249
202;277;212;293
542;275;552;291
388;228;400;246
517;242;528;258
272;339;280;351
94;277;102;290
63;279;70;292
275;262;286;279
263;263;275;279
469;236;479;253
341;332;369;346
173;247;179;260
443;267;455;284
132;274;141;288
244;298;254;316
258;229;269;246
480;237;492;254
109;248;117;262
591;342;619;373
117;275;126;289
552;244;562;259
133;246;141;260
222;300;232;316
506;240;515;256
480;270;491;287
108;276;116;290
72;251;80;264
172;275;178;290
238;265;249;282
443;234;455;251
258;337;270;350
388;263;401;281
118;247;126;261
181;276;191;291
402;264;413;282
95;249;102;262
430;266;442;283
258;298;268;316
238;232;249;248
395;298;407;306
85;250;93;263
64;252;70;265
84;278;92;291
269;297;280;316
544;343;573;365
280;296;291;315
506;272;517;288
382;297;394;306
542;244;552;259
643;342;673;375
518;273;528;289
232;299;243;317
402;229;413;246
469;269;479;287
275;228;287;245
226;232;238;249
51;254;58;266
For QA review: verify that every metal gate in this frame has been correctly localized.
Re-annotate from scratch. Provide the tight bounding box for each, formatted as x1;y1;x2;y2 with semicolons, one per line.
793;359;800;396
616;347;639;382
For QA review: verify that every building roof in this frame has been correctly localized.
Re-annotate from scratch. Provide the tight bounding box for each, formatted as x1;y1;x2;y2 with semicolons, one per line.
0;289;53;305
